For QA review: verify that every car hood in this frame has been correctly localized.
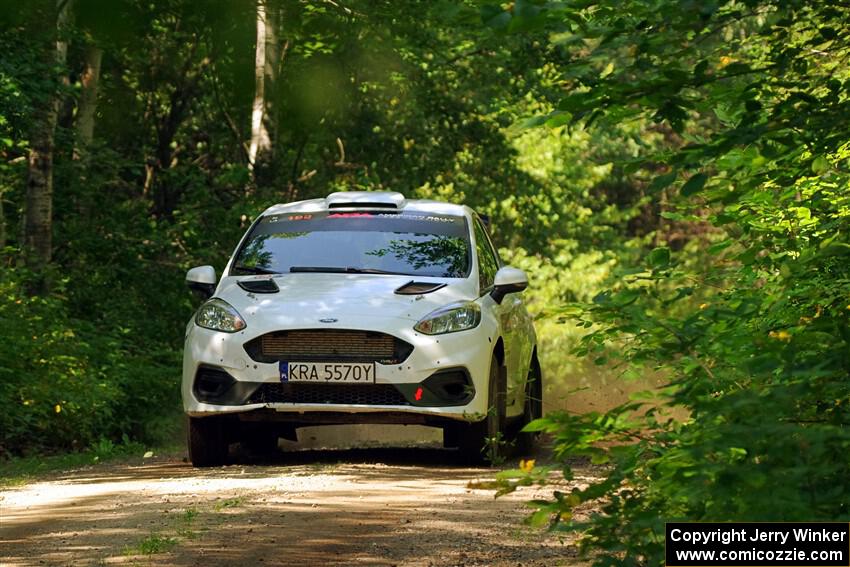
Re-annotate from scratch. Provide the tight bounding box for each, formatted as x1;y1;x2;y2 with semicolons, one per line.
214;273;478;329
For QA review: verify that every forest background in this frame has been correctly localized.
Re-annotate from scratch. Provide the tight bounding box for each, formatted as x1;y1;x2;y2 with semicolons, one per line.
1;1;848;565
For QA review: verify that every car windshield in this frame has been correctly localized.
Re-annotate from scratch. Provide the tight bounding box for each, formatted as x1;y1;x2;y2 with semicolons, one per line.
232;211;471;278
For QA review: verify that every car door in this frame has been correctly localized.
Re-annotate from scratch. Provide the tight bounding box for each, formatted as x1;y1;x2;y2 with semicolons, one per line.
472;215;524;408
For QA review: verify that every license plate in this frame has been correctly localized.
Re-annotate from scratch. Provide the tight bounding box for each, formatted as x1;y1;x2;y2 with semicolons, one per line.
279;361;376;384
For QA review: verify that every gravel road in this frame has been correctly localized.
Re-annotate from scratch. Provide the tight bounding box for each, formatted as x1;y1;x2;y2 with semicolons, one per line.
1;428;597;566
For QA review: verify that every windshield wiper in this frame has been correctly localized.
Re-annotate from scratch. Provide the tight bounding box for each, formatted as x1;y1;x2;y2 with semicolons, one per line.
289;266;408;275
232;265;281;275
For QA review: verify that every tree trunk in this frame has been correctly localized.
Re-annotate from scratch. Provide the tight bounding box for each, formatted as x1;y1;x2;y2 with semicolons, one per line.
23;0;72;285
0;187;6;250
73;44;102;158
248;0;280;184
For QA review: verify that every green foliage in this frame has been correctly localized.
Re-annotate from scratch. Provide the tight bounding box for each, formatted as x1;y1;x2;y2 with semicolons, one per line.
481;0;850;564
213;497;245;511
0;271;180;456
0;434;147;487
126;533;178;557
0;275;121;454
2;0;643;457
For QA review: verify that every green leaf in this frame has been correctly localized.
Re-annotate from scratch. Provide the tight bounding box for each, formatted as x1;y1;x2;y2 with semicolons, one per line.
681;173;708;196
611;289;641;306
653;101;688;133
481;5;511;28
527;508;551;528
557;92;596;113
522;418;551;433
508;0;544;32
648;171;677;192
648;247;671;268
544;111;572;128
514;115;549;130
693;59;709;80
590;452;610;464
723;62;751;75
708;240;732;254
811;155;830;174
817;242;850;257
737;247;759;265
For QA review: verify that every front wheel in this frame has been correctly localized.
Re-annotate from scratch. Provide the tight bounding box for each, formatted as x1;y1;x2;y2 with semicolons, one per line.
515;353;543;456
458;354;506;464
188;416;228;467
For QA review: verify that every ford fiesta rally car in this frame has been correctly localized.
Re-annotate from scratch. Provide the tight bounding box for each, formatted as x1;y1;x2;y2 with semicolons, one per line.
182;191;542;466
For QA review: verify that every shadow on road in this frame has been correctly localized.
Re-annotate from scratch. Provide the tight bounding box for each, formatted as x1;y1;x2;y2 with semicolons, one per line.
239;445;507;468
0;434;583;567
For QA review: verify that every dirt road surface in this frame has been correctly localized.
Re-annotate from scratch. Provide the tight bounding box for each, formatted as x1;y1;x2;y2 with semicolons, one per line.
1;427;597;567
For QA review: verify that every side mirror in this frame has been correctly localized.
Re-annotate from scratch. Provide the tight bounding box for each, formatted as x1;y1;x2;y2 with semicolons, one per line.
186;265;217;300
490;266;528;304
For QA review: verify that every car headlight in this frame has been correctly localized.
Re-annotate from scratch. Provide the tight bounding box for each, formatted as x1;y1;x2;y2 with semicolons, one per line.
195;298;246;332
414;301;481;335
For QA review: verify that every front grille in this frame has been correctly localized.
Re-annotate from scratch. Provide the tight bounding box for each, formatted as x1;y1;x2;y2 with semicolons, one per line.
263;330;393;358
248;383;410;406
244;329;413;364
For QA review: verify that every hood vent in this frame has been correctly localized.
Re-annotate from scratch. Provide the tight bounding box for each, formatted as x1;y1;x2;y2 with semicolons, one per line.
238;279;280;294
394;281;446;295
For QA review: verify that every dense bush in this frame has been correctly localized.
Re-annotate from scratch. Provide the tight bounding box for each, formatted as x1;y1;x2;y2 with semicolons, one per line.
484;0;850;564
0;274;180;455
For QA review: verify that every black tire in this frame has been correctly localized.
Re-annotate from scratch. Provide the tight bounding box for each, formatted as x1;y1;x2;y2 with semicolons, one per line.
187;416;228;467
242;429;279;456
515;353;543;456
459;354;506;464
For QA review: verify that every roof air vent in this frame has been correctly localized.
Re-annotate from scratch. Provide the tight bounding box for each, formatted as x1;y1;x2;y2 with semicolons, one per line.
325;191;406;210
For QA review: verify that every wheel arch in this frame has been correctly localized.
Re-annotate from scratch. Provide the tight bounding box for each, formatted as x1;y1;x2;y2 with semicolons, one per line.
493;336;505;367
529;344;541;373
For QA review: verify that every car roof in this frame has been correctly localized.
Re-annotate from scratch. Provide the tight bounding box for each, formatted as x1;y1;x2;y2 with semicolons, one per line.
261;191;472;218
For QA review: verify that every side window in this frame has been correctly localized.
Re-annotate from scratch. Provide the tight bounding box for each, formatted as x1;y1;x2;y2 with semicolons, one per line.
473;216;499;293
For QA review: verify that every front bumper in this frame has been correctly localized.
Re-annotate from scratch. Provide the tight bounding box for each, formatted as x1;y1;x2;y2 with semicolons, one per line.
181;319;496;422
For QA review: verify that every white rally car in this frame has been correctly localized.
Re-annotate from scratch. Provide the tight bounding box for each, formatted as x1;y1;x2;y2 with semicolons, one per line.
182;191;542;466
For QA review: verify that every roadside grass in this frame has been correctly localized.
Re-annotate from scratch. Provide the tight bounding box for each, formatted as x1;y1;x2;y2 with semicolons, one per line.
122;507;199;559
176;508;200;539
123;499;245;560
124;533;179;557
213;496;245;511
0;438;183;488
